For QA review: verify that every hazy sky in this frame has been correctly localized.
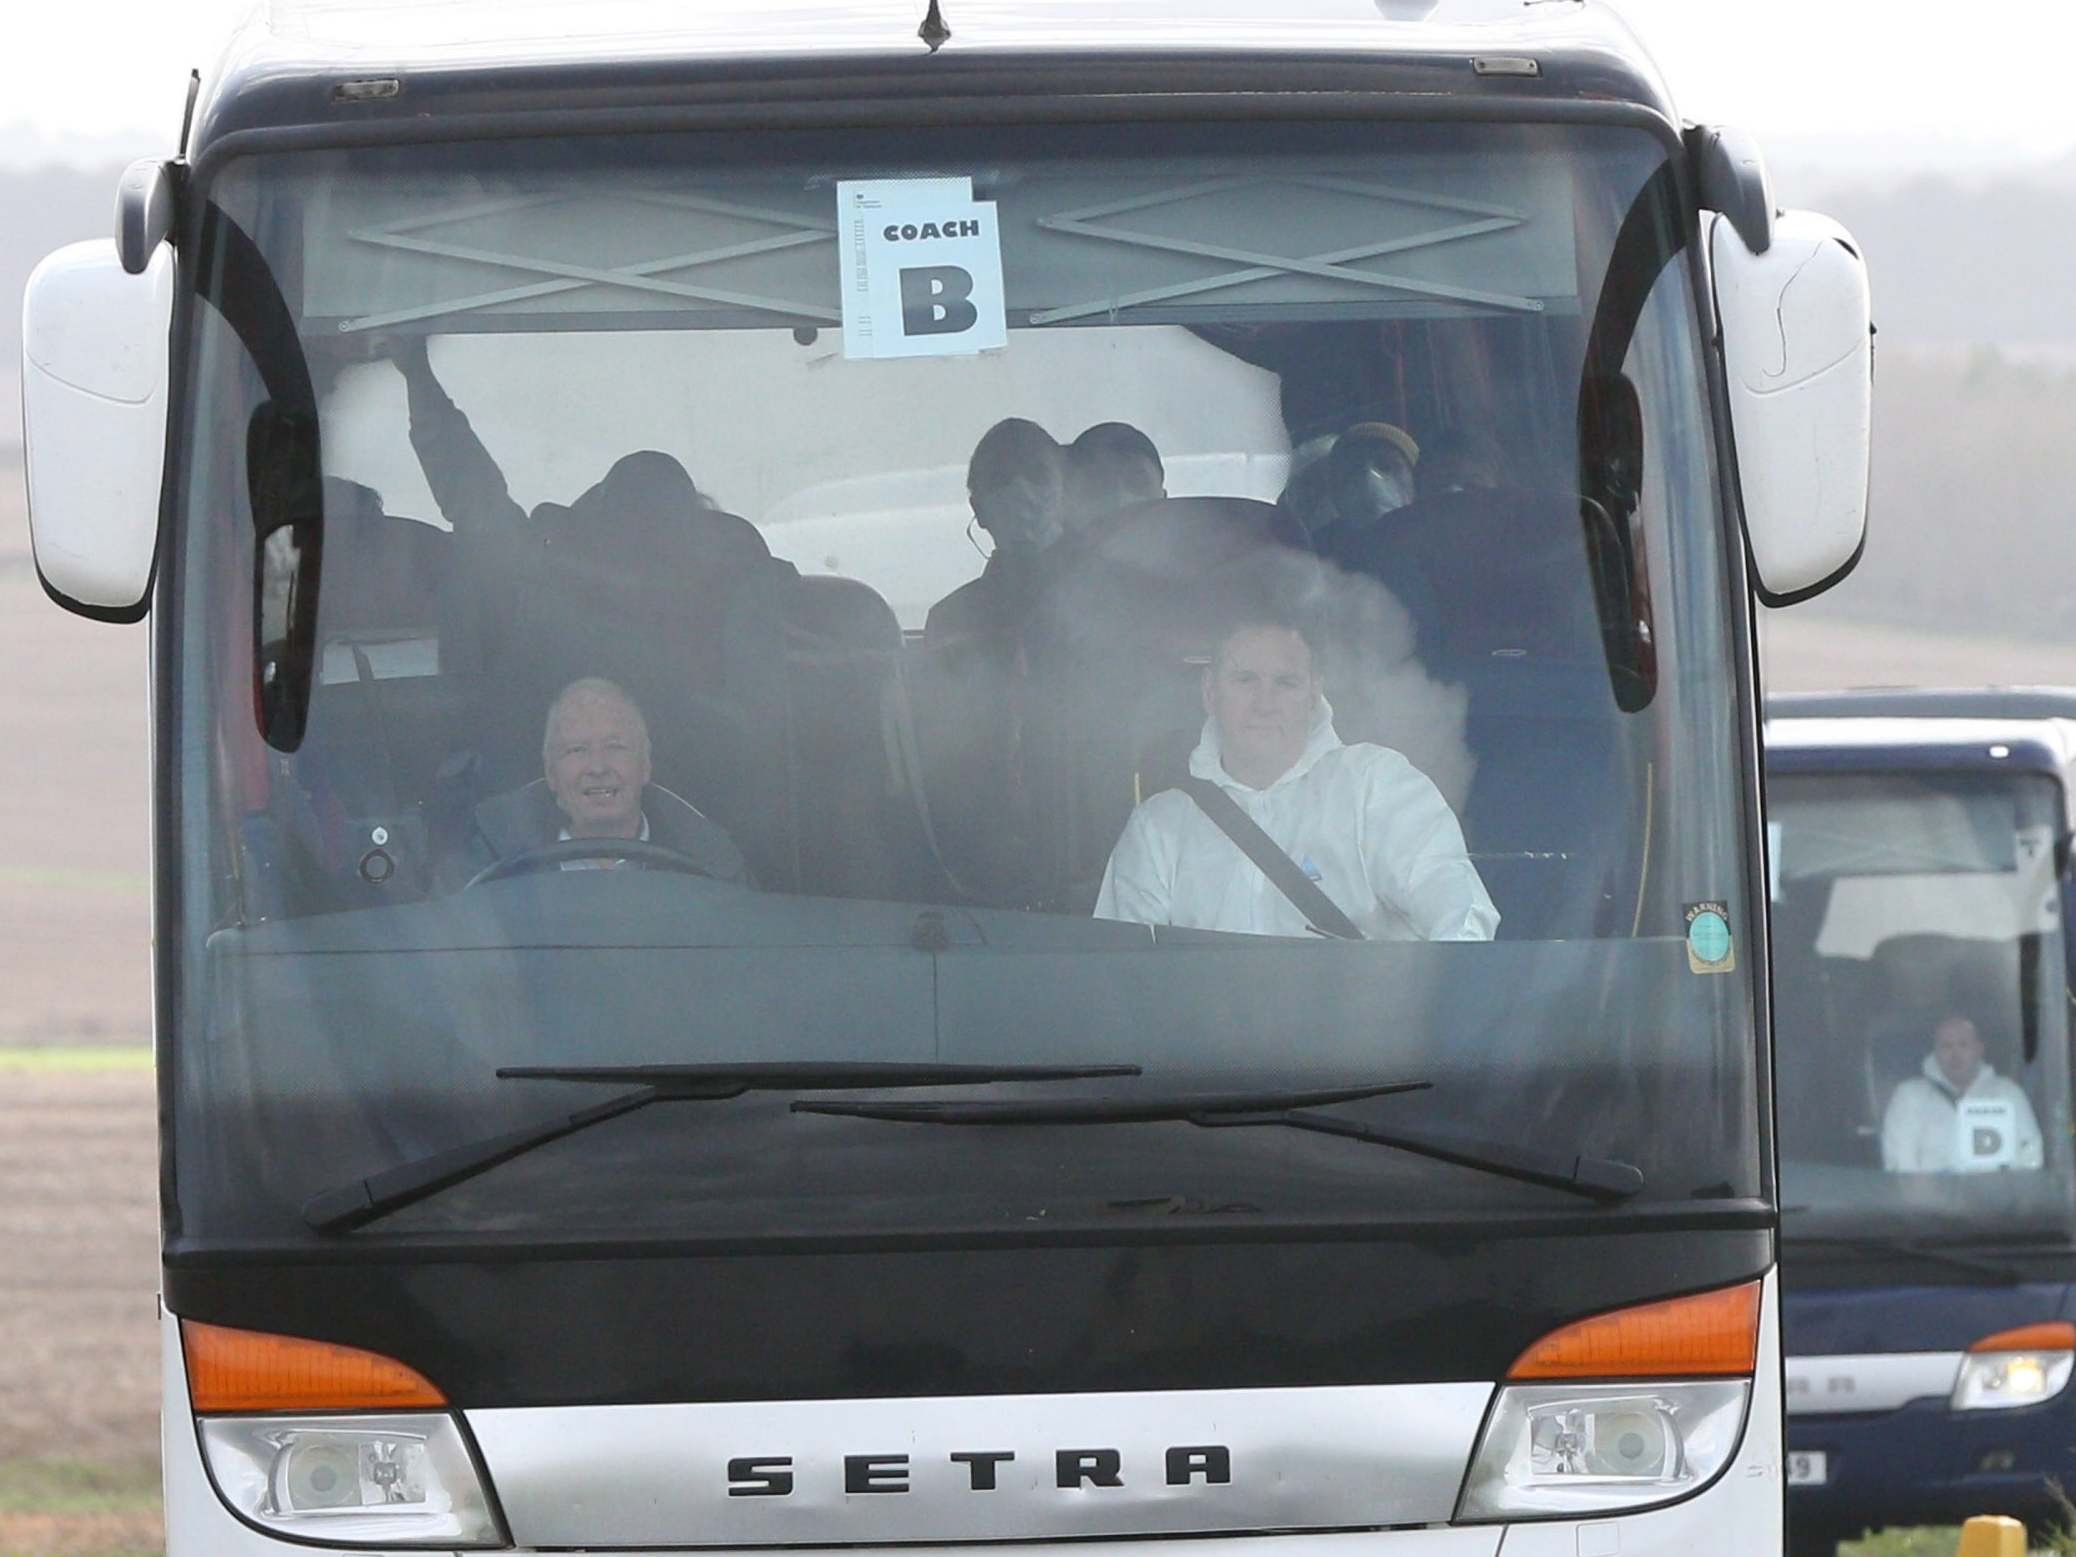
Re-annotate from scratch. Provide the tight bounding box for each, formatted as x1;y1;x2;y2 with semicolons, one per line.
4;0;2074;166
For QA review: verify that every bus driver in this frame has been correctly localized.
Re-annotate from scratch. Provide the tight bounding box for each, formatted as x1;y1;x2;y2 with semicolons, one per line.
441;677;753;887
1094;612;1497;941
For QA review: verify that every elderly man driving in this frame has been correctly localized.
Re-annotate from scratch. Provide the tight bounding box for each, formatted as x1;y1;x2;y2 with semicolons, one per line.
443;677;751;886
1095;611;1496;941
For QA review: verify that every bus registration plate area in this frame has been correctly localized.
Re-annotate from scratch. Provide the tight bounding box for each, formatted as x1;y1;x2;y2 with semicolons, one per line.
1786;1450;1829;1486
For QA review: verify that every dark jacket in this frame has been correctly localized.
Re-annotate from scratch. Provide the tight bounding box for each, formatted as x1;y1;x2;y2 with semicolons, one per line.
923;551;1036;659
439;780;754;891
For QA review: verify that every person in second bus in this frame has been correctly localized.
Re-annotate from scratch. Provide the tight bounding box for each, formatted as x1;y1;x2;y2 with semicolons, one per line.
1880;1010;2044;1173
1094;609;1496;940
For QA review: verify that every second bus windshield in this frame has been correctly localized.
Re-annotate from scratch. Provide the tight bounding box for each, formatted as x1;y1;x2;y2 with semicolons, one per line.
1773;766;2076;1244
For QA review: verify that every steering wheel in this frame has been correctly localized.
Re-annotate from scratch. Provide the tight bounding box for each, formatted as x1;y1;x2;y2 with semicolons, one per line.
464;837;716;889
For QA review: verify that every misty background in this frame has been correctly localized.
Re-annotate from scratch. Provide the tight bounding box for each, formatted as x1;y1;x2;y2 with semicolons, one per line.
0;15;2071;1549
5;122;2073;656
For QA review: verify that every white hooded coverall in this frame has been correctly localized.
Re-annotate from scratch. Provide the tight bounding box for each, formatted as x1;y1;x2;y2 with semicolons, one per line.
1094;700;1499;941
1880;1053;2044;1173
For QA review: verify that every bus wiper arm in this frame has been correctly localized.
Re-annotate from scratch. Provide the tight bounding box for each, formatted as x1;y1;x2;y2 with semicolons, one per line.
799;1084;1642;1205
304;1062;1141;1234
495;1061;1142;1092
1254;1110;1644;1204
792;1080;1428;1125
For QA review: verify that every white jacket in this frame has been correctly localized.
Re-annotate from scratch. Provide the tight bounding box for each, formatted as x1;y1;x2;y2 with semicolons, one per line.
1880;1054;2043;1173
1094;700;1499;941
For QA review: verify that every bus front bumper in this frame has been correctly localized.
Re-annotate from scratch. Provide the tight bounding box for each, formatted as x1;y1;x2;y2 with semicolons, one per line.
1787;1393;2076;1536
160;1300;1788;1555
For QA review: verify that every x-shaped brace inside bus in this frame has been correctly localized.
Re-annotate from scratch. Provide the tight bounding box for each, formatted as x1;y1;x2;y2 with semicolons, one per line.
332;174;1544;334
1029;174;1544;323
337;190;844;333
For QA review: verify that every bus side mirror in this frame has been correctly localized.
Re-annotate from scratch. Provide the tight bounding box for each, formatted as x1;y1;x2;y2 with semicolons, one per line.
21;239;174;621
1710;209;1872;606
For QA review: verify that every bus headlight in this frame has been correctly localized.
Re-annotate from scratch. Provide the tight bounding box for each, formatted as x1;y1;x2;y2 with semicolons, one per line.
1456;1381;1749;1520
198;1414;504;1545
1953;1349;2075;1411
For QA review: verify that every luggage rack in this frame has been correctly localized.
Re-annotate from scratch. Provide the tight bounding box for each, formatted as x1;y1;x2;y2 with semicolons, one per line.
1031;174;1541;323
331;174;1546;334
338;190;844;334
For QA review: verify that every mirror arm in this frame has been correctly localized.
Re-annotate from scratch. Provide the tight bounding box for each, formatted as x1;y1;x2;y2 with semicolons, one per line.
116;159;181;275
194;204;325;752
1688;125;1774;258
1572;164;1682;712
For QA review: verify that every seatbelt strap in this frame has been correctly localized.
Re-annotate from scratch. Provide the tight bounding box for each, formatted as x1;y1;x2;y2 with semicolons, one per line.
1173;777;1365;941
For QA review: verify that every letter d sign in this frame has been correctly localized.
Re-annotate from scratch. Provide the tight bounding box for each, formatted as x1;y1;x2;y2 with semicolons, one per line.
901;267;978;336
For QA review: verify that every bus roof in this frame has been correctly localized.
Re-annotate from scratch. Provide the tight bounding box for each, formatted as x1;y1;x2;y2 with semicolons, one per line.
187;0;1677;161
1770;688;2076;727
1766;689;2076;785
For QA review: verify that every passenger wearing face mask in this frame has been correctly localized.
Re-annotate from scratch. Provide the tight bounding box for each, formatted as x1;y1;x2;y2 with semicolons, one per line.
1065;421;1167;540
925;418;1069;656
1277;420;1418;554
1321;422;1419;540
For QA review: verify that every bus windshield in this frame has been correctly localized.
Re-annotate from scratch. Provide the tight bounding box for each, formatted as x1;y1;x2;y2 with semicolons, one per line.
1772;766;2076;1246
167;119;1757;1248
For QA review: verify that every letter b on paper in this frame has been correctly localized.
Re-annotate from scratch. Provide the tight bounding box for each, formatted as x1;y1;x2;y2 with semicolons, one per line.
900;267;979;336
839;178;1007;359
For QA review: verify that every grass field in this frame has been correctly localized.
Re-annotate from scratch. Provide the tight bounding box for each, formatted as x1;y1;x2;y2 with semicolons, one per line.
0;1061;161;1557
0;1462;161;1557
2;472;161;1554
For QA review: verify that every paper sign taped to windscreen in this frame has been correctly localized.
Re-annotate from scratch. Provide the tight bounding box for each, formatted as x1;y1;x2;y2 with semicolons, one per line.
838;178;1007;360
1955;1097;2021;1172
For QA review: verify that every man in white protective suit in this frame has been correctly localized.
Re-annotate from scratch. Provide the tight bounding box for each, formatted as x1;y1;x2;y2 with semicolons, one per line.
1093;611;1498;941
1881;1012;2043;1173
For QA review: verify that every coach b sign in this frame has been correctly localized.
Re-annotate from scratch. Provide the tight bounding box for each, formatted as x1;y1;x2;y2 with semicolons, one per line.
840;178;1008;360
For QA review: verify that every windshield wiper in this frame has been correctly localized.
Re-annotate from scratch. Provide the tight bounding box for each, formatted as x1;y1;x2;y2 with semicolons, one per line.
792;1081;1426;1125
304;1061;1140;1234
797;1085;1643;1204
1791;1234;2027;1286
1265;1111;1642;1203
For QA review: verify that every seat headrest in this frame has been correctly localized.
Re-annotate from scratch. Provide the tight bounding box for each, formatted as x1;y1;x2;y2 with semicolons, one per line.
1035;497;1316;661
1869;933;2017;1009
543;499;775;577
792;575;901;652
321;476;385;525
1091;496;1310;578
591;450;702;513
1328;485;1604;666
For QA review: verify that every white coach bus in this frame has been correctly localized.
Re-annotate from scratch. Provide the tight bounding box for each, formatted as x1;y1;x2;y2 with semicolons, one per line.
20;2;1872;1552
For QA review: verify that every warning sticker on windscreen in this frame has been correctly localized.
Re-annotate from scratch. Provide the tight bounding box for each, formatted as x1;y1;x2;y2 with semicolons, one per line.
838;177;1008;360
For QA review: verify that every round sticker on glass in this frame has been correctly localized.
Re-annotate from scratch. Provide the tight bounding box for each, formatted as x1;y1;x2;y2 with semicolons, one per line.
1684;901;1735;974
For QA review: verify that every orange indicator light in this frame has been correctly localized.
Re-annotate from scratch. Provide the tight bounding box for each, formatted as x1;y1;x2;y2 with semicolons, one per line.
182;1319;447;1412
1508;1280;1762;1380
1970;1322;2076;1354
